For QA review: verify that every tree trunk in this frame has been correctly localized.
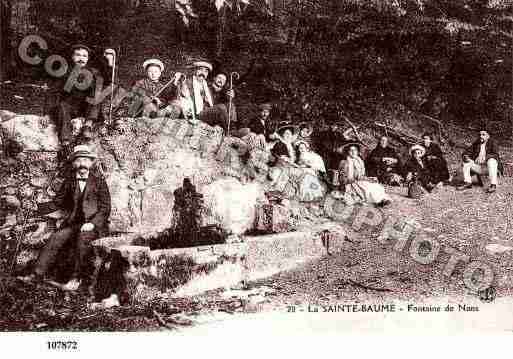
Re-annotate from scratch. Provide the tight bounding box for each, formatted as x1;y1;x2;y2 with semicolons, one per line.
0;0;12;81
216;6;227;58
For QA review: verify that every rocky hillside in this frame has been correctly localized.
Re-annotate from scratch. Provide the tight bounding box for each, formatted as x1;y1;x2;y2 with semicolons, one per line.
1;109;332;272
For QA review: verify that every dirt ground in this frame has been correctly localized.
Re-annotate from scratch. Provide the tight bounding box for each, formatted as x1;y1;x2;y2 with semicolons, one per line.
1;9;513;332
2;174;512;331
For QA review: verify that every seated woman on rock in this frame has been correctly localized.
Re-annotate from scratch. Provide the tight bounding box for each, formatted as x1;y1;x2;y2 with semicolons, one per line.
340;143;392;207
421;132;450;185
268;125;298;184
403;144;437;192
295;140;328;201
270;125;297;166
365;136;403;186
296;140;326;176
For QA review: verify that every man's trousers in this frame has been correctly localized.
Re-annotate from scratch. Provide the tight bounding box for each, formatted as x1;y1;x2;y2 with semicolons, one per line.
58;100;99;143
463;158;498;185
34;225;98;281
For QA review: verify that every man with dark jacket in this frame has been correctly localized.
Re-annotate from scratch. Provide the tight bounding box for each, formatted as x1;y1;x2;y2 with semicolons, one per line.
366;136;402;185
21;145;111;291
57;44;106;158
248;103;274;140
57;44;100;153
457;130;502;193
202;71;237;130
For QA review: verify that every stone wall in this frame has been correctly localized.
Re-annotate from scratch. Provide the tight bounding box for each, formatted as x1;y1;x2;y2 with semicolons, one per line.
1;111;330;270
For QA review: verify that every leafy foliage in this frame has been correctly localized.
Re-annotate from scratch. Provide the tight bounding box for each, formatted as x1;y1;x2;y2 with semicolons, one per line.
225;0;513;134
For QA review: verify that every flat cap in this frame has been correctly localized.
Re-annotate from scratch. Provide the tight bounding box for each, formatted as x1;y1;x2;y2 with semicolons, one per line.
71;44;92;54
259;103;272;111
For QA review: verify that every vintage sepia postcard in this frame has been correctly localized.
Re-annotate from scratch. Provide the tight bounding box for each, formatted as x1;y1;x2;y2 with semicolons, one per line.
1;0;513;354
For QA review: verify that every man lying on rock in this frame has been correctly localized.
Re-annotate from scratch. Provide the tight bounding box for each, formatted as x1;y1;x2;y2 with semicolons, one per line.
19;145;111;291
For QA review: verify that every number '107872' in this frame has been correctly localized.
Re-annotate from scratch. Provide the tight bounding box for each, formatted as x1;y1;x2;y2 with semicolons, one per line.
47;341;78;350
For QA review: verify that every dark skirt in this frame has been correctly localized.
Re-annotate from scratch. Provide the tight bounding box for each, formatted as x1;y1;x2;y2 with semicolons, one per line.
425;157;450;183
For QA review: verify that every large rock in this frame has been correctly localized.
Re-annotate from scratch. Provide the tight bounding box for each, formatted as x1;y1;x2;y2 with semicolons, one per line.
97;118;227;234
485;243;513;255
1;112;326;238
202;177;266;235
1;114;59;151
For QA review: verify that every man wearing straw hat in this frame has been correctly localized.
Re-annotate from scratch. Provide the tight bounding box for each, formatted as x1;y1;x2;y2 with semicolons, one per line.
131;58;182;118
403;144;436;192
20;145;111;291
174;60;214;119
174;61;235;130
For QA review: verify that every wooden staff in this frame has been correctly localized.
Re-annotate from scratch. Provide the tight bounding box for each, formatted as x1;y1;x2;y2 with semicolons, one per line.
108;49;118;124
134;75;182;118
227;71;239;136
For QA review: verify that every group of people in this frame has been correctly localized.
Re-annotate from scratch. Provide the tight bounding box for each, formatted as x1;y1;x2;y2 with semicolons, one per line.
365;133;450;192
333;128;503;207
18;43;503;295
56;44;237;154
366;130;502;194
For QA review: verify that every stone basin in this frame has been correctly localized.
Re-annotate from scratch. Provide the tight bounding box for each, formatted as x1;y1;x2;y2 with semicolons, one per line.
91;223;348;300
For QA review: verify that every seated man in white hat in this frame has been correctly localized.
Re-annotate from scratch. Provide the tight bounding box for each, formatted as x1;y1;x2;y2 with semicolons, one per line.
403;144;436;192
20;145;111;292
131;58;182;118
174;61;236;131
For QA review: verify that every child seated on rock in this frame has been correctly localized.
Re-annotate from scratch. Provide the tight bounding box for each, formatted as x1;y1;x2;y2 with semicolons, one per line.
131;59;181;119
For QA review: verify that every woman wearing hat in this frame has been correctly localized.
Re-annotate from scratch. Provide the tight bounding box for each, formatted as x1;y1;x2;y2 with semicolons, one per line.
403;144;437;192
271;125;298;166
340;143;391;207
295;140;328;201
296;140;326;175
297;122;314;148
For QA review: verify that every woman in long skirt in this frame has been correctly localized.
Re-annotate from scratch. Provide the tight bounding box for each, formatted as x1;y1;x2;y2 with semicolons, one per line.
340;143;392;207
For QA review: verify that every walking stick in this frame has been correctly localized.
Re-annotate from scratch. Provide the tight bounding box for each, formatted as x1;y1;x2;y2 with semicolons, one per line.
134;75;184;118
108;51;117;124
227;71;239;136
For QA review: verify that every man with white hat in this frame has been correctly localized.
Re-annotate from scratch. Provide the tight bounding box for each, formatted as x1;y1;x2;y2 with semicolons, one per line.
403;144;436;192
174;61;238;131
174;60;214;119
20;145;111;291
457;130;503;193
